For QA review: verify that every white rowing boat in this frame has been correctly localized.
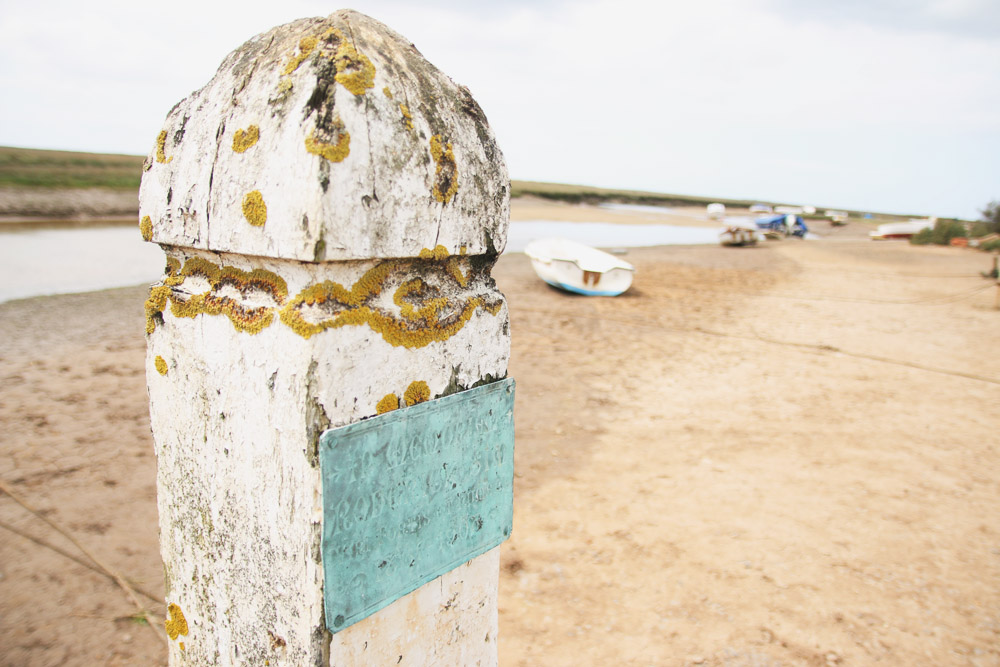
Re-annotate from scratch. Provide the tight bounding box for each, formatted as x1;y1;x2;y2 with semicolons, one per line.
523;238;635;296
869;220;934;240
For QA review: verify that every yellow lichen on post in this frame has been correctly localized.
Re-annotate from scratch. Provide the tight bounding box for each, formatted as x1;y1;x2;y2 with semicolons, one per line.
399;104;414;130
282;36;318;75
155;356;169;375
147;257;291;335
164;256;184;286
242;190;267;227
165;603;189;641
445;256;470;287
376;393;399;414
170;294;277;334
415;246;469;287
150;251;497;344
305;127;351;163
140;216;153;242
232;125;260;153
329;31;376;95
145;285;172;334
155;130;173;164
403;381;431;406
419;245;450;261
429;135;458;204
168;258;289;335
382;86;393;98
394;278;449;322
280;284;501;348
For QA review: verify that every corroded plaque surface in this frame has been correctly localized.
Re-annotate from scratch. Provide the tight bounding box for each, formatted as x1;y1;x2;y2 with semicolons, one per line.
319;378;515;633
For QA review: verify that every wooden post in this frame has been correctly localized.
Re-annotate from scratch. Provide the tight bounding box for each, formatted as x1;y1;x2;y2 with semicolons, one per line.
140;10;511;665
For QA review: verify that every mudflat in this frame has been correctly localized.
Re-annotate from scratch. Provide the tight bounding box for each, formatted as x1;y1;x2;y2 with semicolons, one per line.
1;207;998;666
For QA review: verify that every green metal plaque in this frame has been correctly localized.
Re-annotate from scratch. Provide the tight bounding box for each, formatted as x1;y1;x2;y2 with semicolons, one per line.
319;378;515;633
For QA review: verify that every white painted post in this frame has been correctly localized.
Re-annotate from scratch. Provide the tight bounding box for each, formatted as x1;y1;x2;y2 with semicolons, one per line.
140;10;510;665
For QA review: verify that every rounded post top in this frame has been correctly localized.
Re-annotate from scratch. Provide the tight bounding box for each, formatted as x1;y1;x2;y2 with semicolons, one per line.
139;10;509;262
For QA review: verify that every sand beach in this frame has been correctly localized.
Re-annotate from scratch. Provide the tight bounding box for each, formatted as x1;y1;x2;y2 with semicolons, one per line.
1;201;998;665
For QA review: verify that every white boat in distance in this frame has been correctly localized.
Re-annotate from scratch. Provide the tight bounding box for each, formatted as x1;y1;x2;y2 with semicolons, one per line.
869;219;934;240
524;238;635;296
719;218;763;246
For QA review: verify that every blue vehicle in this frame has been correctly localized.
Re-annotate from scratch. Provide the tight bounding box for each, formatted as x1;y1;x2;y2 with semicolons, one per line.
755;214;808;238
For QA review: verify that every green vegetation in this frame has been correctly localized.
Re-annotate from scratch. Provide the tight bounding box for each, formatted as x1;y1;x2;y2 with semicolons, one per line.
509;180;932;223
0;146;143;189
0;147;978;233
971;200;1000;238
910;220;968;246
510;180;760;209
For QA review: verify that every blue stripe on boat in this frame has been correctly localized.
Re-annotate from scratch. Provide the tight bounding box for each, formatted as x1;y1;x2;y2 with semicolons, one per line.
542;278;625;297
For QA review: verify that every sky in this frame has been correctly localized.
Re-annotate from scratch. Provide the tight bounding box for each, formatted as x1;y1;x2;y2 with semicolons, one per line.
1;0;998;219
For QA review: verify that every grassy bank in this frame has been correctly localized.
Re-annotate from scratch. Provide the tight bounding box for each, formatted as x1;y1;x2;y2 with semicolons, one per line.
511;180;931;222
0;146;935;224
510;179;760;209
0;146;143;190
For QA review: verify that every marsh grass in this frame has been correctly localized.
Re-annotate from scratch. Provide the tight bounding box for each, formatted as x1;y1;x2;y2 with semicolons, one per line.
0;146;143;189
0;147;949;226
510;179;758;208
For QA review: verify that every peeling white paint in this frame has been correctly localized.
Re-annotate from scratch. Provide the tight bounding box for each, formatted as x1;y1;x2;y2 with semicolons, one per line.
139;10;509;262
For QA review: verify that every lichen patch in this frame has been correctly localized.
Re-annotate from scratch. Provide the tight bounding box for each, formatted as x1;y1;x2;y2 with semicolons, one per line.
165;603;189;641
279;256;502;347
282;36;319;76
399;104;414;130
146;252;500;345
169;258;289;334
404;380;430;406
376;393;399;414
430;135;458;204
154;355;168;375
242;190;267;227
305;125;350;163
140;216;153;242
232;125;260;153
314;27;376;96
145;285;172;335
419;245;450;261
155;130;173;164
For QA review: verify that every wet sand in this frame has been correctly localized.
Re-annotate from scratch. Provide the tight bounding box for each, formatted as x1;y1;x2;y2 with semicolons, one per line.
1;204;998;666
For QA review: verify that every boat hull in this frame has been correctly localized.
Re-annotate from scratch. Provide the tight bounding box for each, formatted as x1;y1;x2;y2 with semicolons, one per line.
528;257;634;296
524;238;635;297
870;221;933;240
719;226;761;246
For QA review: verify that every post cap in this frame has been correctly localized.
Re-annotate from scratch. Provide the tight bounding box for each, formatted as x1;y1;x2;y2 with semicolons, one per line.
139;10;509;261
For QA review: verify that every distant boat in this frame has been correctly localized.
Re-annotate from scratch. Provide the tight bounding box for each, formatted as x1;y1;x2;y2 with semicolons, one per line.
869;220;934;240
719;218;763;246
755;214;808;239
524;238;635;296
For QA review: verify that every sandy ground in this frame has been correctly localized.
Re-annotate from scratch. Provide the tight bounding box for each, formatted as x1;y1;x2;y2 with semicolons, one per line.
1;203;999;666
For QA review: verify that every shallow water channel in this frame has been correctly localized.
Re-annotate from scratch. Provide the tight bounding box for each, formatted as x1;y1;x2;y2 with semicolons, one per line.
0;221;719;303
0;225;166;303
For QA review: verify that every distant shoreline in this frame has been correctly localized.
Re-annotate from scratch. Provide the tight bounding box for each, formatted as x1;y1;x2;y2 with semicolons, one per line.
0;185;137;225
0;215;136;231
